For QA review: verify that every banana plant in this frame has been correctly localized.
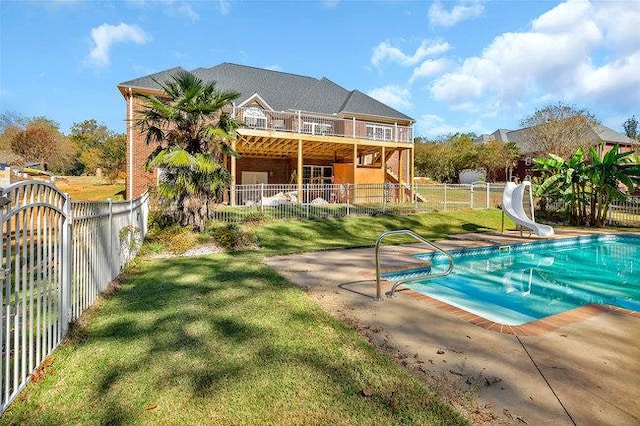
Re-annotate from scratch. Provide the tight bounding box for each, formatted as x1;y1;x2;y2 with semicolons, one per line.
533;148;589;224
586;144;640;226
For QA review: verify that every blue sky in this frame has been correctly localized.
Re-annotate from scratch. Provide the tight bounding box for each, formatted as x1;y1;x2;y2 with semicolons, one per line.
1;0;639;139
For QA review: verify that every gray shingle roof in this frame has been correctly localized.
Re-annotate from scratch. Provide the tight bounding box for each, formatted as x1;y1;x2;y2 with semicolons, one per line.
341;90;413;121
476;123;637;154
118;63;414;122
118;67;187;91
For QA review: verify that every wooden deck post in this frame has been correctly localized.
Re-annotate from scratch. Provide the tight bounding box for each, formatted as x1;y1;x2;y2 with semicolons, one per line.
398;149;404;202
297;139;303;203
230;140;237;206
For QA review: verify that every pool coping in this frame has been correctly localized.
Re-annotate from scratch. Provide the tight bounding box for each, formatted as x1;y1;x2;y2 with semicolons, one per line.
385;233;640;335
402;289;640;336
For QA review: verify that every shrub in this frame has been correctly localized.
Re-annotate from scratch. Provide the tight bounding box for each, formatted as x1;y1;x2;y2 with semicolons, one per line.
209;223;257;251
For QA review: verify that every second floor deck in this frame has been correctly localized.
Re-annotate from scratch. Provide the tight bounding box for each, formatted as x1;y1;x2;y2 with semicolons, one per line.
233;106;414;144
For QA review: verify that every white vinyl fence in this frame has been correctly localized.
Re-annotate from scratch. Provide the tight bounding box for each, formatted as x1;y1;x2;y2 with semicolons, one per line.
0;181;149;413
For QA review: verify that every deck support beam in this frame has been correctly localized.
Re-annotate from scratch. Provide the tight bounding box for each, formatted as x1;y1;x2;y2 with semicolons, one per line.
297;138;303;203
230;140;237;206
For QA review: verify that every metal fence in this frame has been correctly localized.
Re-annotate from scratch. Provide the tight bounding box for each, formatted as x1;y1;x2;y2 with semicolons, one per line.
214;183;640;227
0;181;149;413
212;182;506;222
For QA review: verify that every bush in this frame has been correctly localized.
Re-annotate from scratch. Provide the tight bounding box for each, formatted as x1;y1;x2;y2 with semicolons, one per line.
209;223;257;251
147;224;198;254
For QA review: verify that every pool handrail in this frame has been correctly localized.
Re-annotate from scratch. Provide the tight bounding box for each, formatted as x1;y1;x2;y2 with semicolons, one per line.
374;230;454;301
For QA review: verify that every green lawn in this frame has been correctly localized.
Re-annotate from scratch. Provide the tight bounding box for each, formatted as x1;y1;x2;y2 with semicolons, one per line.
252;208;512;254
1;210;510;424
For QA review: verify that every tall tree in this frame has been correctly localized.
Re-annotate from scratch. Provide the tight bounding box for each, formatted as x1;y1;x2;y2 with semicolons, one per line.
477;140;520;182
136;71;242;231
69;119;114;174
623;115;638;141
10;117;74;173
519;102;599;159
100;134;126;182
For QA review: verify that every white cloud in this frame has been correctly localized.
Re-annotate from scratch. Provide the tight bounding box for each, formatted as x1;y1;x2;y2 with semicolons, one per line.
410;58;452;83
428;0;640;115
176;3;199;20
576;51;640;108
428;0;484;28
371;39;450;68
87;23;149;67
416;114;488;138
367;85;412;110
264;64;282;71
217;0;231;15
322;0;340;9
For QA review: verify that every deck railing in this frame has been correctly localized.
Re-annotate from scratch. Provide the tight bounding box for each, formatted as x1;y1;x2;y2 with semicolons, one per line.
232;106;413;143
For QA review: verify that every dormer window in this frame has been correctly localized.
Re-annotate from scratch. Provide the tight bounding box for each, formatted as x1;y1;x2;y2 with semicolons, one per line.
243;107;266;129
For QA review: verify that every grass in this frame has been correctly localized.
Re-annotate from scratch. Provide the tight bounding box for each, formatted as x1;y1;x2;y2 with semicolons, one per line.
1;210;511;424
251;208;513;255
54;176;125;201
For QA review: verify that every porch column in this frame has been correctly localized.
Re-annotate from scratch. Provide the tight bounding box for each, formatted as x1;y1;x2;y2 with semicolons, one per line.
398;149;404;202
230;139;237;206
297;139;303;203
410;145;415;201
381;146;386;175
353;143;358;203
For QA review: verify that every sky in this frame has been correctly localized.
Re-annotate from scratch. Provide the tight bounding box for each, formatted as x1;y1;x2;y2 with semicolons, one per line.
1;0;639;139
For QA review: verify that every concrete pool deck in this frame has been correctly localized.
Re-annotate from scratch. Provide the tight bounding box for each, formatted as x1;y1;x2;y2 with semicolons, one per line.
264;229;640;425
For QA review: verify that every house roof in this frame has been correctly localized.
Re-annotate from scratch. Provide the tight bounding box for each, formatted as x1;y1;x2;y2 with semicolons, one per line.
477;123;638;154
118;62;414;122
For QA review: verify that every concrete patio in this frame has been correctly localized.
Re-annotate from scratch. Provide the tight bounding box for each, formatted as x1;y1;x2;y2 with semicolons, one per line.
264;229;640;425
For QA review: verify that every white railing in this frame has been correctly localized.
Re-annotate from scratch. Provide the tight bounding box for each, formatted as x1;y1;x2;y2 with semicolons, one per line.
232;106;414;143
212;182;505;222
607;197;640;227
0;181;149;413
216;182;640;227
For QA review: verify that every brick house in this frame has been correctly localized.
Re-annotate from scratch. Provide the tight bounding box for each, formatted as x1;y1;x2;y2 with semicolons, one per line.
476;124;639;182
118;63;415;203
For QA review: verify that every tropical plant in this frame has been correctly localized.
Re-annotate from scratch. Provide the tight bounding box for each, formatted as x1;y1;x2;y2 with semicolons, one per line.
534;144;640;226
533;148;589;224
586;144;640;226
135;71;242;231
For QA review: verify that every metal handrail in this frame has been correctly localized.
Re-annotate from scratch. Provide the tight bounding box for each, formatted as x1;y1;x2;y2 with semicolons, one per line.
374;230;454;300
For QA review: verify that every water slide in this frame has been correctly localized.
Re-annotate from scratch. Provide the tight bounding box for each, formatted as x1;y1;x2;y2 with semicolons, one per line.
502;181;554;237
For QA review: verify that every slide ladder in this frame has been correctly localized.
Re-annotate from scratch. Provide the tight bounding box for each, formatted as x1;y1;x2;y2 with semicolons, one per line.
502;182;554;237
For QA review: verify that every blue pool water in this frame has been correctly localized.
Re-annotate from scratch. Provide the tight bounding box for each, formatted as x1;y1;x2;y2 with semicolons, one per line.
383;234;640;326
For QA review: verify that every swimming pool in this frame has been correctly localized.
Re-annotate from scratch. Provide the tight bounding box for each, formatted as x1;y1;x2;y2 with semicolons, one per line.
383;234;640;326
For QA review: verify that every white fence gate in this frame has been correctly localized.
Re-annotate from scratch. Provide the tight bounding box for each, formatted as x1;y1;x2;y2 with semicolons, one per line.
0;181;148;413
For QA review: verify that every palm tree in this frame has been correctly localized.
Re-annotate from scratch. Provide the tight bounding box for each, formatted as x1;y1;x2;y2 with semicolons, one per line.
135;71;242;231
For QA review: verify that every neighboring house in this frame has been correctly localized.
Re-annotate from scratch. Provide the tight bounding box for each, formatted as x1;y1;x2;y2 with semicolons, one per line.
118;63;415;203
476;124;639;182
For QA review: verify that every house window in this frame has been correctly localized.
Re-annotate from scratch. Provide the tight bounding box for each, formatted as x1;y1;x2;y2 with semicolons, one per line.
302;121;333;136
243;107;266;129
302;165;333;184
366;124;393;141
